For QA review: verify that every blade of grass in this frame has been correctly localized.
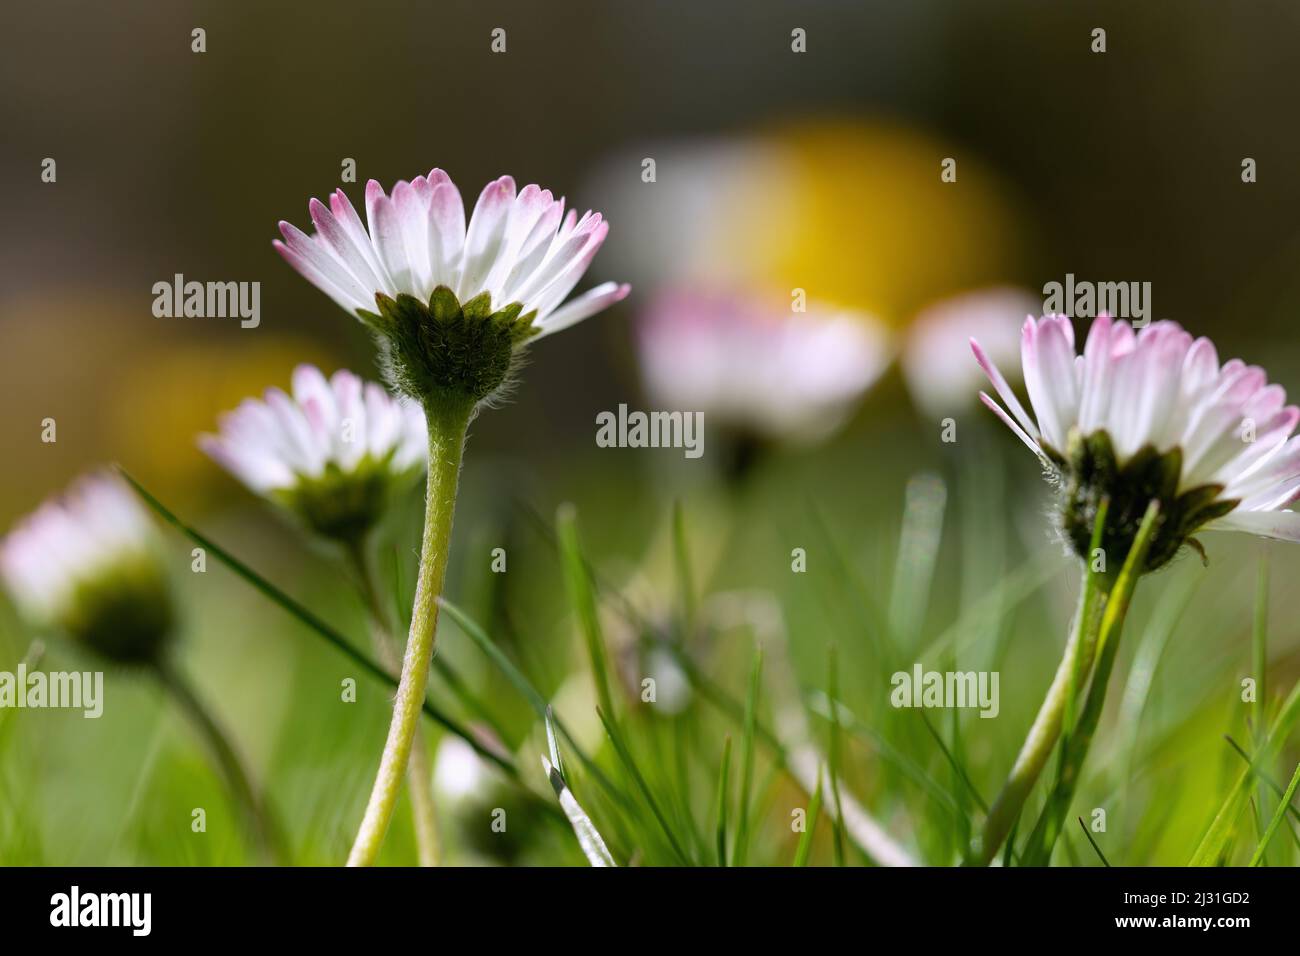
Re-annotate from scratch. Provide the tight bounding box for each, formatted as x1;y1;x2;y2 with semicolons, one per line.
438;597;549;717
596;707;690;864
826;646;846;867
118;467;518;778
804;502;890;668
672;500;696;633
808;691;961;822
1224;735;1300;832
542;708;616;867
1252;554;1271;862
556;504;616;723
732;646;763;866
919;711;989;815
1078;816;1110;866
542;754;617;867
1249;760;1300;865
515;499;650;632
1190;676;1300;865
431;655;512;746
662;641;785;757
0;640;44;739
713;735;732;867
792;769;824;867
643;713;706;859
1002;813;1021;867
545;706;566;782
1253;554;1268;737
519;499;915;862
437;597;631;810
1116;568;1197;789
887;473;947;647
920;557;1059;663
946;705;972;855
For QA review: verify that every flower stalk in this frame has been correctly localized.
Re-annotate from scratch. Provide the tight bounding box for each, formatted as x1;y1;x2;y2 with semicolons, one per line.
1018;500;1162;863
971;500;1160;866
155;659;282;864
970;578;1107;865
347;399;472;866
345;537;441;866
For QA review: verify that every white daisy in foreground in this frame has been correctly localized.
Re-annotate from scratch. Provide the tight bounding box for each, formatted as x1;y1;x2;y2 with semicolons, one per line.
969;314;1300;867
275;170;629;406
638;287;890;445
201;364;426;544
0;472;173;664
901;287;1039;420
975;315;1300;570
274;168;627;866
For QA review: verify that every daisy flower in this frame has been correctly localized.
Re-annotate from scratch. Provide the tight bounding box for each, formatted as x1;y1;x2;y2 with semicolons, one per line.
901;287;1039;420
637;287;890;445
0;472;173;664
3;473;283;858
274;170;629;407
200;364;427;544
974;315;1300;571
273;169;628;866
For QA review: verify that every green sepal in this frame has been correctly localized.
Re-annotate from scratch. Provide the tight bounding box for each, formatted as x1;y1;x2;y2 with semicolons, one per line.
271;452;416;545
1060;428;1239;574
62;556;175;666
359;286;539;408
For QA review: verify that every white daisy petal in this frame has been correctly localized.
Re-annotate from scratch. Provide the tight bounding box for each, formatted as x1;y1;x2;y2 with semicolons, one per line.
1206;509;1300;542
537;282;631;338
278;172;627;378
971;332;1039;442
458;175;517;303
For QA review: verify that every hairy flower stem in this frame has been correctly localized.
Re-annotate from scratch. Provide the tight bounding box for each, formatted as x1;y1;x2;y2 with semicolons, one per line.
973;500;1160;866
970;573;1111;866
346;538;441;866
156;660;282;864
348;400;471;866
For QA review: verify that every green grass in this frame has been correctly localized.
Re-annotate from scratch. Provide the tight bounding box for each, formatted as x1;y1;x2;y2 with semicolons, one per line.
3;424;1298;867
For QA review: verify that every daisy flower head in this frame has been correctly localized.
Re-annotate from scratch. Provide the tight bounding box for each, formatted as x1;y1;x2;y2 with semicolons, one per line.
201;364;427;544
274;171;629;410
974;315;1300;572
0;472;174;664
637;287;890;445
902;287;1039;420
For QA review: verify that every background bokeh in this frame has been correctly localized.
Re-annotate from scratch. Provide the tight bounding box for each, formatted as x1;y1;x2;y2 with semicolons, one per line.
3;1;1299;865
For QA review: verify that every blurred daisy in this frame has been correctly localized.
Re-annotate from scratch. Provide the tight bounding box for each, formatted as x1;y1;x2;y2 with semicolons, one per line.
2;473;282;858
0;472;173;664
975;315;1300;570
275;171;629;405
637;287;890;446
433;735;493;806
200;364;427;544
902;287;1038;420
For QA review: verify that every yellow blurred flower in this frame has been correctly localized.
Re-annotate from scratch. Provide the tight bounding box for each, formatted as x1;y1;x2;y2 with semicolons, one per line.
589;118;1027;330
744;119;1026;326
